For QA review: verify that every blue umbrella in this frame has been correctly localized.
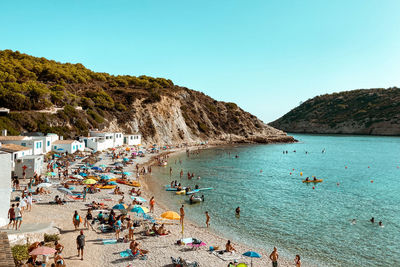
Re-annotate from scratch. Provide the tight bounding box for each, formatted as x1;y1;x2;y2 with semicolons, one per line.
242;251;261;267
130;205;145;214
79;173;88;177
123;158;129;161
100;175;111;180
123;172;131;176
92;166;102;171
112;204;128;210
108;181;117;185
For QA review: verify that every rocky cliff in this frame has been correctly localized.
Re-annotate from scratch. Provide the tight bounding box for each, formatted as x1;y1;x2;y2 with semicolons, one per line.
270;88;400;135
0;50;294;145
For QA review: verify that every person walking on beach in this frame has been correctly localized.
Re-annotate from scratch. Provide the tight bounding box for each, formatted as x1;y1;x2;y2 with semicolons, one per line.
149;197;155;213
76;230;85;260
269;247;279;267
180;169;183;179
169;167;172;177
7;204;15;229
27;193;33;212
73;210;81;230
180;205;185;226
14;203;22;230
205;211;210;228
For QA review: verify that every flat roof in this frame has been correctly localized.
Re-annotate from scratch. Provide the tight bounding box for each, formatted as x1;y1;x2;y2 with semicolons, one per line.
0;144;32;152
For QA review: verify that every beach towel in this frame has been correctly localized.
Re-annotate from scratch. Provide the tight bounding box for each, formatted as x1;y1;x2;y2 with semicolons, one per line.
102;239;117;245
212;251;243;261
119;250;132;258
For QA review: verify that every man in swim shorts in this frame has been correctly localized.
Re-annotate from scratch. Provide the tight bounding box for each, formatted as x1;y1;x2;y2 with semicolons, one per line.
270;247;279;267
76;230;85;260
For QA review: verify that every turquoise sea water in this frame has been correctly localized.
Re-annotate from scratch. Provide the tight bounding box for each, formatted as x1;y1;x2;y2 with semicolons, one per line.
146;134;400;266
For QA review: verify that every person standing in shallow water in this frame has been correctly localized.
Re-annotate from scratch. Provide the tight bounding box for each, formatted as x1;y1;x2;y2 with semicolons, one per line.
269;247;279;267
180;205;185;226
205;211;210;228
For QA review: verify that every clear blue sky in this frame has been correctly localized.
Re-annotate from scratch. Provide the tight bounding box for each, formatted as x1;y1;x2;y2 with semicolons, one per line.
1;0;400;122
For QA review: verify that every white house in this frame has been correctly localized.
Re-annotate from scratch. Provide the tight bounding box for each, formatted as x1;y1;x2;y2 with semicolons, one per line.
52;140;85;154
88;131;114;150
124;134;142;146
0;151;11;226
0;143;33;168
79;137;109;152
31;133;59;153
0;136;43;155
14;155;44;179
113;132;124;147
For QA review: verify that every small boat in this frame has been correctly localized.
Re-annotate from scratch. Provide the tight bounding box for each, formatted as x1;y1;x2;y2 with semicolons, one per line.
302;179;323;183
189;195;204;204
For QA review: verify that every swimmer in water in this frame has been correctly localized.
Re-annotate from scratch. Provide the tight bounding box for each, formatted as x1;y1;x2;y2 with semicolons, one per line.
378;221;383;227
197;176;201;179
351;219;356;225
370;217;375;223
235;207;240;216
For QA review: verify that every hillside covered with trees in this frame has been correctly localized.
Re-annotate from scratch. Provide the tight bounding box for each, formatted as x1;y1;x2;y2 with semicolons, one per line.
0;50;293;144
270;88;400;135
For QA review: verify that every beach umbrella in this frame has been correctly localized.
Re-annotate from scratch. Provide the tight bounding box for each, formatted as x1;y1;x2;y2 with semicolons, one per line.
130;196;147;202
130;205;148;214
100;164;107;168
100;175;111;180
122;172;131;176
123;158;129;161
92;166;102;171
57;187;73;195
160;211;180;220
236;264;248;267
47;172;56;176
29;246;56;256
79;173;88;177
112;204;128;210
83;179;97;185
243;251;261;267
72;175;84;180
108;181;117;185
125;147;130;151
37;183;52;188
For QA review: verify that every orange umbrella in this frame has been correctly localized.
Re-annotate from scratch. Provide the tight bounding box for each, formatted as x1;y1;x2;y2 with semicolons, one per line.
160;211;180;220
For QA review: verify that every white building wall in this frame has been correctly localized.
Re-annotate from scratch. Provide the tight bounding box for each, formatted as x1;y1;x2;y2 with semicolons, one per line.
0;152;11;226
14;155;43;178
52;141;84;154
113;133;124;147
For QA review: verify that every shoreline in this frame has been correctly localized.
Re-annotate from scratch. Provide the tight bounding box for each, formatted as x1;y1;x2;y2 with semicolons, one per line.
4;143;311;267
139;145;311;267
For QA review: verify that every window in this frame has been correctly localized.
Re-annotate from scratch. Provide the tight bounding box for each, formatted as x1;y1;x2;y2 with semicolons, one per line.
21;143;26;147
54;146;57;149
47;141;50;146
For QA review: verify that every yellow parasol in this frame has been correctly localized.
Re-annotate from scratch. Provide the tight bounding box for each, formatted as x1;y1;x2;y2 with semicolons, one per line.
83;179;97;185
160;211;180;220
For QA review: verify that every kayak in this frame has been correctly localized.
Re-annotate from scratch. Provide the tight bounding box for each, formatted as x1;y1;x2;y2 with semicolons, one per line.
116;179;141;187
96;185;117;189
166;187;186;191
197;187;213;191
186;189;200;195
176;190;186;195
302;179;323;183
